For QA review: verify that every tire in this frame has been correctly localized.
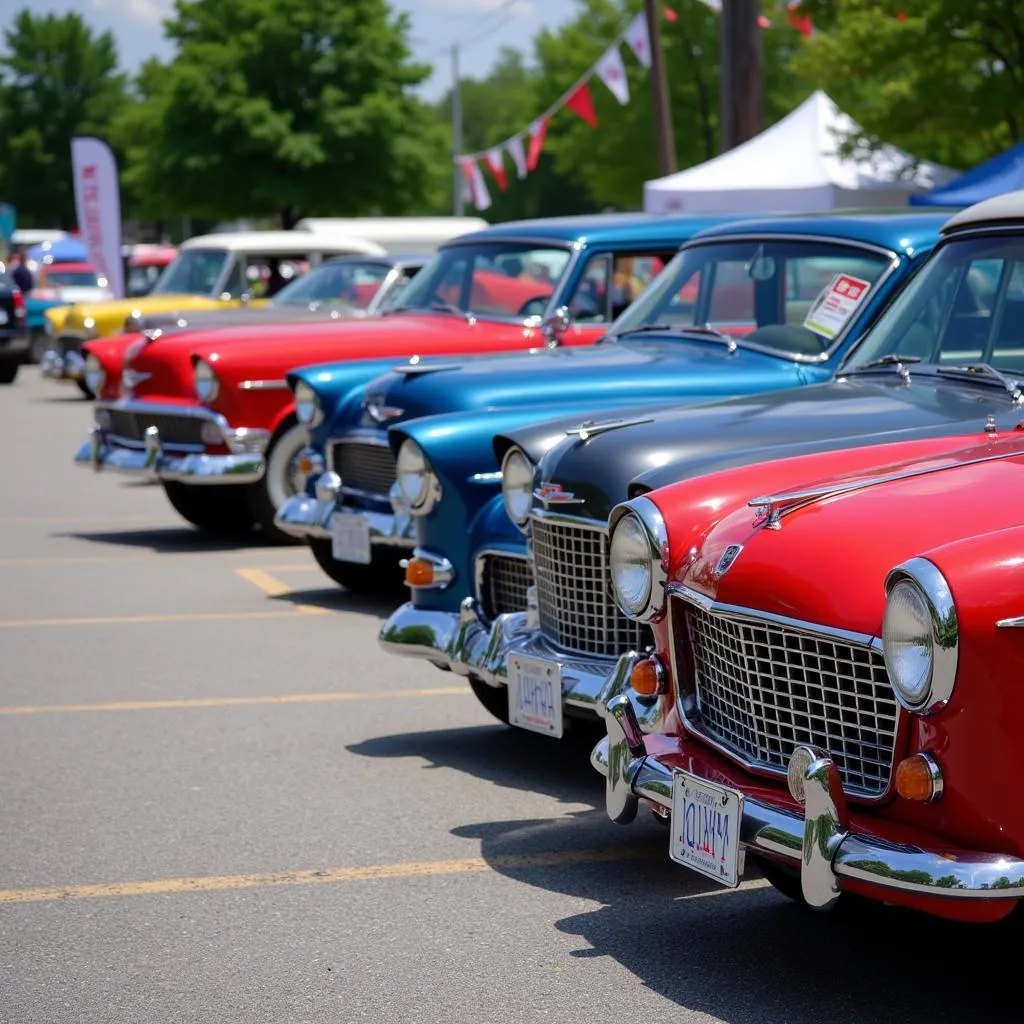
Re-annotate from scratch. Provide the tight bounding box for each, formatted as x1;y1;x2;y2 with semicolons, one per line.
246;417;310;544
468;677;510;725
0;360;17;385
162;482;256;535
308;537;405;592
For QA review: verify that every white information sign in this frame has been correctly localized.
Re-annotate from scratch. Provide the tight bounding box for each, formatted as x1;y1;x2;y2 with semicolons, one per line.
803;273;873;340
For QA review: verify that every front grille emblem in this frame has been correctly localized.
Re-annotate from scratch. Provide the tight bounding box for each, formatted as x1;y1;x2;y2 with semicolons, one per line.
534;482;584;506
363;398;404;424
714;544;743;577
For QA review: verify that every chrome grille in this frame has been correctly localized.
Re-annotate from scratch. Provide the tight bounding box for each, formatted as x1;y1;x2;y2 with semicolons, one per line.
682;601;899;798
479;554;532;620
105;408;207;447
531;516;651;658
333;442;395;498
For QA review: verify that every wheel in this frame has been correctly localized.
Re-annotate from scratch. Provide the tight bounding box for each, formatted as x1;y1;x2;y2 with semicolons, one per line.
245;417;310;544
754;857;806;904
29;329;47;364
308;537;405;592
75;379;94;399
0;360;17;384
468;677;510;725
162;482;256;534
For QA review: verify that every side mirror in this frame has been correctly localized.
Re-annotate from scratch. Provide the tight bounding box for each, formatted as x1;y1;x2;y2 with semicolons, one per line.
542;305;572;344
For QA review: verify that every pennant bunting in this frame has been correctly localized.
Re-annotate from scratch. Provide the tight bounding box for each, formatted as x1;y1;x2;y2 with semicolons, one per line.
595;44;630;105
565;81;598;127
526;116;549;171
786;2;813;37
484;147;508;191
507;136;528;179
623;12;651;68
461;159;491;211
663;5;678;22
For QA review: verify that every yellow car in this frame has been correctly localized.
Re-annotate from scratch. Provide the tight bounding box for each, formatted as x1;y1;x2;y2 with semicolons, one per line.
40;229;388;394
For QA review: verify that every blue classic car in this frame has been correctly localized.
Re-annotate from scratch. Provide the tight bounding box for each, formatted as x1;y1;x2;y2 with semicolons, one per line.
277;212;947;593
378;196;1024;738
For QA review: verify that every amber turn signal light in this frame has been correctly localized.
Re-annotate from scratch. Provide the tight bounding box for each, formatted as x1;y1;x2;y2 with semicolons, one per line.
404;558;434;588
630;656;666;697
895;753;944;803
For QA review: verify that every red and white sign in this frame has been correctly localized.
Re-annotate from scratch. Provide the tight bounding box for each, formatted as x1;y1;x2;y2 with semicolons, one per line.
803;274;872;340
71;137;124;298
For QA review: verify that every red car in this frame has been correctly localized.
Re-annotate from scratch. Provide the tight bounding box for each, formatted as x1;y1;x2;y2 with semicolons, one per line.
74;215;697;540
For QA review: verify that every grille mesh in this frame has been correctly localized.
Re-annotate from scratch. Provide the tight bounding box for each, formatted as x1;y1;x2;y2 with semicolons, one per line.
333;442;396;498
105;409;207;447
531;516;651;658
683;601;899;798
480;554;532;620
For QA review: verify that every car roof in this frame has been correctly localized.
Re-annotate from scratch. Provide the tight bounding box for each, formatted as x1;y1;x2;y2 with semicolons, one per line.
321;253;430;268
180;231;386;256
683;209;954;255
445;212;738;249
941;189;1024;233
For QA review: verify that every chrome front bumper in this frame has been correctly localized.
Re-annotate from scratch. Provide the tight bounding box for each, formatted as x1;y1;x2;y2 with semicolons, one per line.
40;349;84;381
379;598;640;719
593;695;1024;910
74;425;265;485
273;472;414;552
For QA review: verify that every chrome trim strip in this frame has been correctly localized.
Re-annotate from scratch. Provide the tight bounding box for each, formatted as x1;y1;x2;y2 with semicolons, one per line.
997;616;1024;628
238;379;289;391
564;416;656;441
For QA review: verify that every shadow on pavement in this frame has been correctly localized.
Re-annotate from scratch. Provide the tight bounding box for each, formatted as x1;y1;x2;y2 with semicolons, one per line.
264;586;400;619
59;527;281;554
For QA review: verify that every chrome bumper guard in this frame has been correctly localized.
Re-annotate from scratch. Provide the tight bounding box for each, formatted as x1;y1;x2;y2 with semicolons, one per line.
74;425;265;485
593;695;1024;909
273;472;414;551
40;349;84;381
379;598;639;718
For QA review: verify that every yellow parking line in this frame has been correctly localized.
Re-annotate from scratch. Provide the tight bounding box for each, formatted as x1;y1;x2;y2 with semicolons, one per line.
0;610;326;629
0;847;662;904
235;567;328;615
0;686;468;716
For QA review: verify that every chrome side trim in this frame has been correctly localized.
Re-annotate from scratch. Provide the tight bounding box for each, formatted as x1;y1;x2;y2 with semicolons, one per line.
997;616;1024;628
238;379;289;391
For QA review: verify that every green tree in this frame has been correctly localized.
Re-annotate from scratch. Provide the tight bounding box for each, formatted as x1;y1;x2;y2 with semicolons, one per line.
121;0;447;227
794;0;1024;169
0;10;127;228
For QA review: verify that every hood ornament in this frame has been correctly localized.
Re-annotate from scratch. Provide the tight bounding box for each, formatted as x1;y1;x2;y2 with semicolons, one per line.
714;544;743;577
392;358;464;376
534;482;584;507
363;396;404;423
565;416;655;443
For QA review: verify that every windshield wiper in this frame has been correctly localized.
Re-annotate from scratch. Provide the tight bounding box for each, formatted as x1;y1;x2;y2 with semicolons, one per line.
427;301;474;321
611;322;737;346
936;362;1024;402
847;354;923;372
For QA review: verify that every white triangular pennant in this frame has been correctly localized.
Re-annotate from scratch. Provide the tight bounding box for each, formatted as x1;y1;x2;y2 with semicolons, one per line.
623;12;651;68
595;43;630;105
507;136;528;179
469;160;492;211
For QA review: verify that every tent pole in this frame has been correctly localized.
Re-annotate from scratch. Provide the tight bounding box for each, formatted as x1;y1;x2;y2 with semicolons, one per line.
719;0;763;152
644;0;676;176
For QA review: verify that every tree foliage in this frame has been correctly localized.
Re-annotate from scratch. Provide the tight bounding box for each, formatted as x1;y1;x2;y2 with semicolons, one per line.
0;10;127;228
794;0;1024;169
118;0;448;226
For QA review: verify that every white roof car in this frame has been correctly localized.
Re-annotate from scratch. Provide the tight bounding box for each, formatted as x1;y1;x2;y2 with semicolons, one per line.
294;217;489;255
180;230;387;257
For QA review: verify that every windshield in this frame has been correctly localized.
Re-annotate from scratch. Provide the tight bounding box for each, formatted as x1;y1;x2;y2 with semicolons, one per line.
127;265;163;297
271;260;391;308
844;234;1024;374
609;239;892;358
391;242;572;319
46;270;102;288
151;249;229;296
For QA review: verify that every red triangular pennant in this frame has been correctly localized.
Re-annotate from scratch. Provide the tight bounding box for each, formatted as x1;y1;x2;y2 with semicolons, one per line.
565;81;598;128
663;4;678;21
526;116;549;171
786;2;813;37
484;147;508;191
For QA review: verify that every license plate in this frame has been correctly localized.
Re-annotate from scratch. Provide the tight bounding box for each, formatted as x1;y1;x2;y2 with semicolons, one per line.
0;310;8;325
330;514;371;565
670;771;743;887
507;655;563;738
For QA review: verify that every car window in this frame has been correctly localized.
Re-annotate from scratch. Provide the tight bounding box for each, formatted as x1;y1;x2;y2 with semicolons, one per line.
151;250;229;296
565;251;670;323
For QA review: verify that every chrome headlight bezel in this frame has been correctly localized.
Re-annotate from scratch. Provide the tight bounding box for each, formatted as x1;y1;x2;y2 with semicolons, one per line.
293;380;322;427
501;446;534;532
882;557;958;715
193;357;220;404
83;353;106;395
395;438;441;516
608;495;669;623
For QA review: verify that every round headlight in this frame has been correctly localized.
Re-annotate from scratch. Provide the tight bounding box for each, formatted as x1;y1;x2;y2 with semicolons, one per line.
395;439;439;512
501;447;534;527
882;559;959;714
83;353;106;395
194;358;220;403
293;380;321;426
610;512;653;618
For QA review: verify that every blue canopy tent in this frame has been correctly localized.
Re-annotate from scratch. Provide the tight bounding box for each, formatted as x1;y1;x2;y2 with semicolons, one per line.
26;237;89;265
911;141;1024;207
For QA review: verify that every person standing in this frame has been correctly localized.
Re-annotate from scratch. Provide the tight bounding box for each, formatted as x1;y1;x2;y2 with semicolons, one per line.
8;249;33;294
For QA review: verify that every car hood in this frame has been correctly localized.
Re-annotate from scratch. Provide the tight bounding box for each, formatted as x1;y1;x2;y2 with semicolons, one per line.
503;370;1024;523
60;295;244;337
676;433;1024;638
137;304;363;333
358;339;804;428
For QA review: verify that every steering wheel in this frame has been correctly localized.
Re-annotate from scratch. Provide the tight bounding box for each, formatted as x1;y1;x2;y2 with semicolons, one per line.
517;295;551;318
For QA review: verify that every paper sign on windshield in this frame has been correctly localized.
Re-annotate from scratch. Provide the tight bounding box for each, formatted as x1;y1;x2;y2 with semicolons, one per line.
803;274;872;340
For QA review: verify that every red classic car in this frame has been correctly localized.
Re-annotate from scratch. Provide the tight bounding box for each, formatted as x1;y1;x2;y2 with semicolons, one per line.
73;215;695;540
595;421;1024;923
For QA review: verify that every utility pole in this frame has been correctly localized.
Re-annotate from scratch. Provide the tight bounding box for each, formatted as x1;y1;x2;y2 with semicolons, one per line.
719;0;763;152
644;0;676;176
451;45;464;216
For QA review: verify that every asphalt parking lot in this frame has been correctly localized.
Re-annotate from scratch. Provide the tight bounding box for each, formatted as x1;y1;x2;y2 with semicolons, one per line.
2;372;1022;1023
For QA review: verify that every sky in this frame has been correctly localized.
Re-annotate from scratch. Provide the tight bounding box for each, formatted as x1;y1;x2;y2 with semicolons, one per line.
16;0;580;103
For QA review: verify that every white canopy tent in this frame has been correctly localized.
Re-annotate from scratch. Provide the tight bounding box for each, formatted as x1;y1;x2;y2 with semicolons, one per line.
644;91;954;214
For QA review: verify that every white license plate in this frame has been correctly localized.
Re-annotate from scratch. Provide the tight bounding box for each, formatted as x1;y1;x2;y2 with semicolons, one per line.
330;514;372;565
0;310;8;325
507;655;563;738
669;771;743;887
